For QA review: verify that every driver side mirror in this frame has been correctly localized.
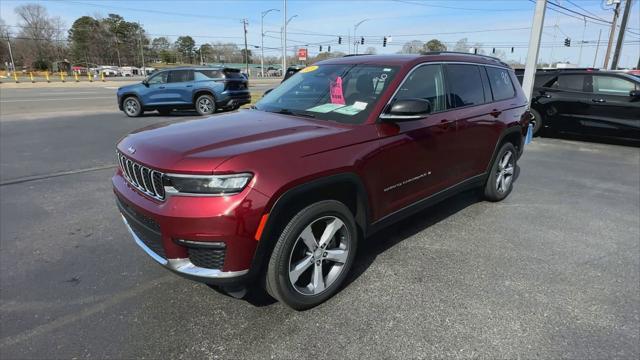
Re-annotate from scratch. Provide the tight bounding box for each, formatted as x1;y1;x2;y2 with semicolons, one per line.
380;98;432;121
142;79;149;87
630;90;640;99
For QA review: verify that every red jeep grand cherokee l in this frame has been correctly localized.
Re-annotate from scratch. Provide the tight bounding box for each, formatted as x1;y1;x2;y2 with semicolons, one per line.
114;53;531;310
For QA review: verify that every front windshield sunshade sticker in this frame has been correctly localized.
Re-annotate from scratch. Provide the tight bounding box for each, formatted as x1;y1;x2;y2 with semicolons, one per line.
299;65;319;73
333;105;364;116
306;103;346;113
330;76;346;105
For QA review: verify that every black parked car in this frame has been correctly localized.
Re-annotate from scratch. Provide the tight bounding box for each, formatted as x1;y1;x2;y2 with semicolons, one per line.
517;69;640;141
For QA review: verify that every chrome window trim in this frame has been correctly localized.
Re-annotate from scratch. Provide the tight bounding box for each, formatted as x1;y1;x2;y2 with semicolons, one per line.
379;61;516;120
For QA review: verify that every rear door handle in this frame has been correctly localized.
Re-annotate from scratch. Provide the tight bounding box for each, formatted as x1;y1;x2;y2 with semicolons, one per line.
490;109;502;118
591;98;606;103
439;119;453;129
159;86;165;89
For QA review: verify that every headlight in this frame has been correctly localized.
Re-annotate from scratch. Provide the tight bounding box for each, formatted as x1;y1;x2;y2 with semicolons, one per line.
164;173;252;195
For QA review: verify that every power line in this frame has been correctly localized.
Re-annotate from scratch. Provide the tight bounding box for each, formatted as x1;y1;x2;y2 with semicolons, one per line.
564;0;611;22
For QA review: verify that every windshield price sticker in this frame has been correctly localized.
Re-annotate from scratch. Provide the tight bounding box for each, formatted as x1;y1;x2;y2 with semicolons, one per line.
330;76;346;105
307;103;346;113
333;105;363;116
299;65;319;73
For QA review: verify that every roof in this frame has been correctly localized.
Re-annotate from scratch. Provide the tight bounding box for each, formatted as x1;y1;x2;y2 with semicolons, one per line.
317;53;510;68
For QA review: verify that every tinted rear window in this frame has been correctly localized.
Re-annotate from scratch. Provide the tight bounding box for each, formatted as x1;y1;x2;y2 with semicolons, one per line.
168;70;193;83
446;64;485;108
194;69;222;80
549;75;585;91
486;67;516;101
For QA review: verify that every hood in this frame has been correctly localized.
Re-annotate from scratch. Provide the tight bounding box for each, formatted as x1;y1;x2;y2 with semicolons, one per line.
117;110;350;173
118;83;143;93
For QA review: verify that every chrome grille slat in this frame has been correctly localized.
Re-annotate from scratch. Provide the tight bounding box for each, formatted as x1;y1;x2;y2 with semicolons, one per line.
116;151;165;201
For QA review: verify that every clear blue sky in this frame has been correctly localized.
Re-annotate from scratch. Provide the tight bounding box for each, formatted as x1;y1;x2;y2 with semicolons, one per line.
1;0;639;68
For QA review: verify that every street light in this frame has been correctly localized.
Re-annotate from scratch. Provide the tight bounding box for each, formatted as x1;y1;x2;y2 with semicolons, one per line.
282;14;298;75
261;8;279;77
353;18;369;55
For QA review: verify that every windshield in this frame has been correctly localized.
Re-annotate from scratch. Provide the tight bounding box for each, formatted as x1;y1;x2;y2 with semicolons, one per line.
255;64;399;124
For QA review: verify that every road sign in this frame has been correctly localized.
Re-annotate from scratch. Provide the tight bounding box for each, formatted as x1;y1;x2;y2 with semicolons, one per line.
297;48;308;61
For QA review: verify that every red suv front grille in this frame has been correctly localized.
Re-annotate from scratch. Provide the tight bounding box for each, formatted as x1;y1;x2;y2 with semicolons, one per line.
117;152;165;201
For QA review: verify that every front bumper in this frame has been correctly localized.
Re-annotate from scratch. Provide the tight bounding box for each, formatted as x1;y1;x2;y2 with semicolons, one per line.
113;171;269;285
121;215;248;283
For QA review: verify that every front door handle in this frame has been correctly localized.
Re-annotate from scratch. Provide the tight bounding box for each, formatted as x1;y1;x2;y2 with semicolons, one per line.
591;98;606;103
159;86;166;89
186;85;193;88
490;109;502;118
438;119;453;130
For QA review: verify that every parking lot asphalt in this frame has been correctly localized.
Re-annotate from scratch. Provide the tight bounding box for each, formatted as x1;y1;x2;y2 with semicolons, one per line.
0;103;639;358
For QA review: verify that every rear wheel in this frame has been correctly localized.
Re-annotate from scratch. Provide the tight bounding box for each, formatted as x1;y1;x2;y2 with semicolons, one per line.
266;200;357;310
195;94;215;116
484;142;517;202
529;108;544;135
123;96;142;117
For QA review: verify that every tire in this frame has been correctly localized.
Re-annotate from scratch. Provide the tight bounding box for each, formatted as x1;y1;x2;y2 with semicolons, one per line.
122;96;142;117
265;200;358;310
195;94;216;116
484;142;517;202
157;108;171;116
529;108;543;135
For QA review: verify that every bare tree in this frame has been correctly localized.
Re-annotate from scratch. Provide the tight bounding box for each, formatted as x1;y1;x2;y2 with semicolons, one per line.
399;40;424;54
364;46;377;55
14;3;65;69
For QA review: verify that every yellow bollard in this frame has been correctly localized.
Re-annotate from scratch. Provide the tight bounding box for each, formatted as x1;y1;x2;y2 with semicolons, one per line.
30;72;35;83
87;71;92;82
13;72;19;83
74;72;79;82
59;71;65;82
100;71;105;82
45;71;50;83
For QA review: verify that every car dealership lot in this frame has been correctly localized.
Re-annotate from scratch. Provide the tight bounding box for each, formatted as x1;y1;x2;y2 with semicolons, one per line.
1;96;639;358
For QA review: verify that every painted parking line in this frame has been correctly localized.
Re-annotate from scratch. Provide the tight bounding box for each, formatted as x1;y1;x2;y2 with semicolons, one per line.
0;96;114;103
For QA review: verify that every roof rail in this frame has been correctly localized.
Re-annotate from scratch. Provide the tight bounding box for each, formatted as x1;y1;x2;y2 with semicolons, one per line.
422;51;508;66
343;54;373;57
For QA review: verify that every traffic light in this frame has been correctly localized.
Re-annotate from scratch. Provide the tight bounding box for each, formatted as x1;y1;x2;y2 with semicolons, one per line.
338;36;342;44
383;37;387;47
319;45;323;52
492;47;495;54
360;37;364;45
511;47;514;53
328;45;331;52
564;38;571;47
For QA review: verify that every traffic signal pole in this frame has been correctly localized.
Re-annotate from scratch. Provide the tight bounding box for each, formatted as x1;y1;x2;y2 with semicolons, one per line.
522;0;547;104
611;0;632;70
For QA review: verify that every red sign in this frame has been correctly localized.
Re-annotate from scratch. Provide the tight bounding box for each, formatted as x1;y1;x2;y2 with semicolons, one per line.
297;48;308;61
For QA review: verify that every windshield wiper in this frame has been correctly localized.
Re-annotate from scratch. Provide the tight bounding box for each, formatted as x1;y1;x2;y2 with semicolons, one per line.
271;108;316;119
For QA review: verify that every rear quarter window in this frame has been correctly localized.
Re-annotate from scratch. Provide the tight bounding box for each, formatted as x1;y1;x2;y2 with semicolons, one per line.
486;67;516;101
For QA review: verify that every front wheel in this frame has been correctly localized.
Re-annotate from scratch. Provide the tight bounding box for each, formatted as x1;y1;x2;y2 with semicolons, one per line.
195;94;215;116
265;200;358;310
122;96;142;117
484;142;517;202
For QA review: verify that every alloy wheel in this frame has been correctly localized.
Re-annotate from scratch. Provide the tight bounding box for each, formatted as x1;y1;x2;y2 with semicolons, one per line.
125;99;138;116
496;150;515;193
198;97;213;114
288;216;350;296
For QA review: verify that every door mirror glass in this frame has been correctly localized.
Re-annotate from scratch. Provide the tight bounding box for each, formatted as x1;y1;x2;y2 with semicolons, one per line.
630;90;640;98
380;98;431;121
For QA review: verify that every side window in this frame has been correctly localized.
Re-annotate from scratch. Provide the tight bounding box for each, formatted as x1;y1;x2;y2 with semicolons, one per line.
147;72;167;85
168;70;194;83
445;64;485;108
395;64;446;113
593;76;636;95
550;75;586;92
486;67;516;101
194;69;222;80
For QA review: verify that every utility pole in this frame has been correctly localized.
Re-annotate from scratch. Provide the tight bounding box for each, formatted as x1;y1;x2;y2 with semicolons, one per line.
282;0;287;78
7;40;16;76
603;0;621;69
522;0;547;103
242;18;249;75
261;9;279;77
353;19;369;55
611;0;632;70
138;22;145;72
593;29;602;68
